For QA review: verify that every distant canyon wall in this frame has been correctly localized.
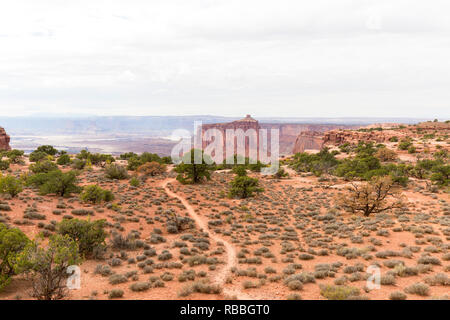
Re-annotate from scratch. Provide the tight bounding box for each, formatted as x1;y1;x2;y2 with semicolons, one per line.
200;115;358;157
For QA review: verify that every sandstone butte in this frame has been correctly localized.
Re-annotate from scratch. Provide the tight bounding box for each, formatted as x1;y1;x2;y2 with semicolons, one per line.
0;127;11;151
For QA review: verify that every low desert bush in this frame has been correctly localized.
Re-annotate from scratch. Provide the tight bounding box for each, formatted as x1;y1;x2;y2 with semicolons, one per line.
389;291;407;300
130;282;150;292
29;160;58;174
404;282;430;296
94;264;113;277
108;289;124;299
320;285;360;300
137;162;166;176
0;175;23;197
178;280;222;297
110;232;138;251
80;185;114;204
105;164;129;180
109;274;127;285
424;273;450;286
418;255;441;265
286;293;302;300
287;280;303;291
0;160;10;171
380;274;396;285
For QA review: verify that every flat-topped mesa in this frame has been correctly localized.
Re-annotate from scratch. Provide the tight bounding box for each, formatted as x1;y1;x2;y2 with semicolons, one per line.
201;115;261;160
0;127;11;151
202;114;260;132
236;114;258;123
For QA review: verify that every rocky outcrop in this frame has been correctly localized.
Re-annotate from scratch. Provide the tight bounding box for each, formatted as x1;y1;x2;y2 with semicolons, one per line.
292;125;407;154
323;129;400;146
290;121;450;155
260;123;357;155
0;127;11;151
292;131;324;153
415;121;450;130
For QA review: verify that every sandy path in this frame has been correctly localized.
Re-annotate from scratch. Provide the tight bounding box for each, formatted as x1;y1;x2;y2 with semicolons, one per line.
161;178;273;300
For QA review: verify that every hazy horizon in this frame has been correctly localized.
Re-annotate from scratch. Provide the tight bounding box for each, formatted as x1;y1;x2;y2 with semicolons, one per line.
0;111;448;119
0;112;446;123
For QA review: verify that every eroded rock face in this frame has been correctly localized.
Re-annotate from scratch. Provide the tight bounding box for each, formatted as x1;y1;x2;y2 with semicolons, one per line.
292;131;324;153
0;127;11;151
291;125;408;154
261;123;356;155
201;116;358;158
323;129;400;145
201;115;261;159
201;116;360;157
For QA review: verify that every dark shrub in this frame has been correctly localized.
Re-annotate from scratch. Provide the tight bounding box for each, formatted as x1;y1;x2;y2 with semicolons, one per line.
105;164;129;180
0;175;23;197
57;219;107;257
29;151;47;162
27;170;80;197
57;154;71;165
80;185;114;203
29;160;58;174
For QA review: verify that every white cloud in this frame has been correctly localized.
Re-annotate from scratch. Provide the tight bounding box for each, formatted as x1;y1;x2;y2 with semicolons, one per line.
0;0;449;118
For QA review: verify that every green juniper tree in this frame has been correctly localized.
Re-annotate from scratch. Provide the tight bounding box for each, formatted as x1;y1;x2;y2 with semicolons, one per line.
0;224;30;291
175;149;214;184
27;170;80;197
15;234;81;300
229;176;263;199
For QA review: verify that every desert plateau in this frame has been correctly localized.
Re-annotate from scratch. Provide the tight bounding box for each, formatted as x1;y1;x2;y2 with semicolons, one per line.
0;120;448;301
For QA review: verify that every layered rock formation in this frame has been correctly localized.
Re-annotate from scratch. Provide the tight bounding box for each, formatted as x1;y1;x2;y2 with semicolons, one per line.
415;121;450;130
324;130;383;145
292;125;411;154
260;123;356;155
201;115;261;160
292;131;324;153
201;116;358;157
322;128;405;146
0;127;11;151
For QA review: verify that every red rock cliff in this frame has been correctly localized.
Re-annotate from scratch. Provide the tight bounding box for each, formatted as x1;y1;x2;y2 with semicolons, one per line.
0;127;11;151
292;131;324;153
201;116;359;157
323;129;401;145
201;115;261;160
292;126;402;154
261;123;356;155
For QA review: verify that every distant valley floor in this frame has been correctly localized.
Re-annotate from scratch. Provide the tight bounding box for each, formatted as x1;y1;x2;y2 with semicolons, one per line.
10;134;177;156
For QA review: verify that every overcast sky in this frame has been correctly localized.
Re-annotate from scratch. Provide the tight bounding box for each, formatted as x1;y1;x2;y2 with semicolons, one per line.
0;0;449;118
